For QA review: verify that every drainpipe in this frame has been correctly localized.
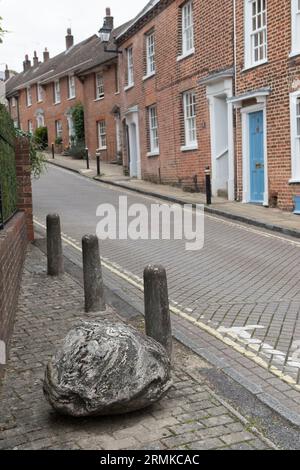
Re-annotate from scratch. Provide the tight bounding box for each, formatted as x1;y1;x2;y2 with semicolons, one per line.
233;0;238;201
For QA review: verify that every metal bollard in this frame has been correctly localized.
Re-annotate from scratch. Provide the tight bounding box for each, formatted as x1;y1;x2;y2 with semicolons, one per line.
47;214;64;276
205;166;212;205
144;264;172;360
51;143;55;159
85;148;90;170
82;235;106;313
96;149;101;177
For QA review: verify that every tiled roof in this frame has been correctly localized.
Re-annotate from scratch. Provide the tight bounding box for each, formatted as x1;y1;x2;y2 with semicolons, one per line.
5;22;130;97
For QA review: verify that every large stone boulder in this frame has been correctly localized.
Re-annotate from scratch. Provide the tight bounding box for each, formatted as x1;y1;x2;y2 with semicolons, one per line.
43;320;172;417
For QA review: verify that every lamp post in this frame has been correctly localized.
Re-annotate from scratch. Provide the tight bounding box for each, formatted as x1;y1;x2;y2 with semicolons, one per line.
99;25;122;54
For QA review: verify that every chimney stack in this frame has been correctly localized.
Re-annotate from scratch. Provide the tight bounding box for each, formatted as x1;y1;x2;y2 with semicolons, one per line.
4;65;9;81
33;51;39;67
43;47;50;62
23;54;31;71
104;7;114;30
66;28;74;50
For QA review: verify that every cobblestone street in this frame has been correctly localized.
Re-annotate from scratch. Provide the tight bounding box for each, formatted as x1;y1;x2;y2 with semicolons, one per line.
0;245;273;450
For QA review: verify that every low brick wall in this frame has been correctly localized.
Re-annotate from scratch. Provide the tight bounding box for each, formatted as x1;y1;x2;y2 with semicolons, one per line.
0;212;27;380
0;136;33;381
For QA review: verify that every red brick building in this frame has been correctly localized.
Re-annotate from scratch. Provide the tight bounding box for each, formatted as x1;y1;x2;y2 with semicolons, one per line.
6;1;300;211
232;0;300;210
5;10;127;162
115;0;235;198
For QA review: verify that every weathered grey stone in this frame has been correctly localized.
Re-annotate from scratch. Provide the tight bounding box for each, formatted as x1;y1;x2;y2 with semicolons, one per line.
144;265;172;360
82;235;105;312
47;214;64;276
43;321;172;417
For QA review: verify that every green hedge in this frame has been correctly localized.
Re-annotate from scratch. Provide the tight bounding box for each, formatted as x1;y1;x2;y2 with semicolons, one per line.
0;104;17;223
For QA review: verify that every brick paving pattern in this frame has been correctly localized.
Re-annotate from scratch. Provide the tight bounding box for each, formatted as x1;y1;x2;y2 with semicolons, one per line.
0;246;271;450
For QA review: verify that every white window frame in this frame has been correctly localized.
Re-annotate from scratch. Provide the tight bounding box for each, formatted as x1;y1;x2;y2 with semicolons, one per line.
146;31;155;77
68;74;76;99
178;0;194;61
181;90;198;151
37;83;43;102
148;105;159;155
36;114;44;128
11;97;16;107
28;120;33;134
55;120;63;139
98;121;107;149
26;86;32;107
244;0;268;69
290;90;300;182
95;73;104;100
125;46;134;89
54;80;61;104
291;0;300;56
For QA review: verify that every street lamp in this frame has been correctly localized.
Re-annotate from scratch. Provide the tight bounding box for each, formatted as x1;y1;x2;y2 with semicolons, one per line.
99;25;122;54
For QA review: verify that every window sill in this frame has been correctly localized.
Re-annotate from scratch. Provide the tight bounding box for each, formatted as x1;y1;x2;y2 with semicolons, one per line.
99;146;107;151
289;178;300;184
147;150;160;157
180;144;198;152
54;101;61;106
27;104;32;108
124;84;134;92
94;97;104;102
177;48;195;62
115;91;120;95
143;71;155;81
242;59;268;72
289;51;300;59
68;97;76;101
37;100;43;104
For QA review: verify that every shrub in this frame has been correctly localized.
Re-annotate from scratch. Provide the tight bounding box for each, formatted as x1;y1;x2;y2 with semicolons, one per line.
71;103;85;143
34;126;48;149
15;128;47;179
55;136;63;145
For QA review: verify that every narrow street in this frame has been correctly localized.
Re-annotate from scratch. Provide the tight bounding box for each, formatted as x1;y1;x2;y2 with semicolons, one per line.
32;164;300;422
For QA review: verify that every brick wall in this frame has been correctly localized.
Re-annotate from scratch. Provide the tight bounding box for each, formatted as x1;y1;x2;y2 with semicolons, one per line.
0;136;33;380
0;212;27;380
15;137;34;241
235;0;300;210
118;0;233;190
82;63;120;160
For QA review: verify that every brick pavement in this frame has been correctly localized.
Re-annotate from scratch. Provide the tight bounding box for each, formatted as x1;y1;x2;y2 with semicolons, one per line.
0;245;272;450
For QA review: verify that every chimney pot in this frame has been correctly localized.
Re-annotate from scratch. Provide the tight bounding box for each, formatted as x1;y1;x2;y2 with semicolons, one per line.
23;55;31;71
43;47;50;62
33;51;39;67
104;7;114;31
66;28;74;50
5;65;9;81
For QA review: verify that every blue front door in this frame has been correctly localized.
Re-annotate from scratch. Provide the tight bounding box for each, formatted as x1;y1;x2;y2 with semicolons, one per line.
249;111;265;203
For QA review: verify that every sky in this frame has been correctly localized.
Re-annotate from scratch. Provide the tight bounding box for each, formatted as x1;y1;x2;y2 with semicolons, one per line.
0;0;142;72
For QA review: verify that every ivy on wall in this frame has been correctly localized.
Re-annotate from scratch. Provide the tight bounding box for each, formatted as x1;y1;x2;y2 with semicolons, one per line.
71;102;85;143
0;104;17;222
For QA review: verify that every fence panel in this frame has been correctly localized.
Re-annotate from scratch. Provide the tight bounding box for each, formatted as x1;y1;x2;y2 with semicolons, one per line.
0;104;17;229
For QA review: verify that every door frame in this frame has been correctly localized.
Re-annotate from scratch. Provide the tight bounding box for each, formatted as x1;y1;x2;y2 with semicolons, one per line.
206;78;235;201
124;106;141;179
241;102;268;206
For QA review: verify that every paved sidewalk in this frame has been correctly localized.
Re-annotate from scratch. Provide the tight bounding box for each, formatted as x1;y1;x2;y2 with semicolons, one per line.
45;152;300;238
0;245;273;450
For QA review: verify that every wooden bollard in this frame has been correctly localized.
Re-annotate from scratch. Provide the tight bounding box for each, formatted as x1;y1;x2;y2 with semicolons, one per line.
47;214;64;276
144;264;172;360
82;235;106;313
